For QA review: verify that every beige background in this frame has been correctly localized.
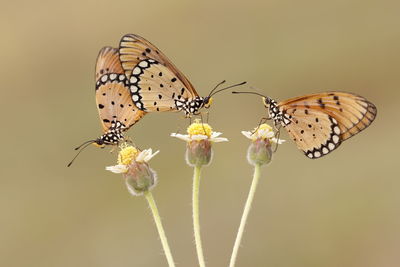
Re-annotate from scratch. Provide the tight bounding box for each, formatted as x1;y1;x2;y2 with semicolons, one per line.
1;0;399;266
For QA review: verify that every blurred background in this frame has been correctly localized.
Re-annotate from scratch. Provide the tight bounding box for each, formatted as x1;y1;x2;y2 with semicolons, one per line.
0;0;399;266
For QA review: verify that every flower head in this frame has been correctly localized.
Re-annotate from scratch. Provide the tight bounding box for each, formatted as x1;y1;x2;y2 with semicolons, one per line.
241;124;285;144
106;144;159;196
242;123;285;166
171;119;228;167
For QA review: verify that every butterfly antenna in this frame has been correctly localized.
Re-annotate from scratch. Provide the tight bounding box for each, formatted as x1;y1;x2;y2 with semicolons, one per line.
210;81;247;97
232;91;266;98
68;141;95;167
207;80;226;97
74;139;96;150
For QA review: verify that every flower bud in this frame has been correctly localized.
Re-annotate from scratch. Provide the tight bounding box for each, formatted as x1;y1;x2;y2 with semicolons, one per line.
246;138;273;166
242;124;284;166
123;161;157;196
185;139;213;167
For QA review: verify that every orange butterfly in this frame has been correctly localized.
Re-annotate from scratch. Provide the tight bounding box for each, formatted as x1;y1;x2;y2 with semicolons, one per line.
68;47;145;166
118;34;244;116
234;91;377;159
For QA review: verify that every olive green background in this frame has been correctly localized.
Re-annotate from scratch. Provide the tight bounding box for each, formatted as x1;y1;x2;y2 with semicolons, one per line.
1;0;398;266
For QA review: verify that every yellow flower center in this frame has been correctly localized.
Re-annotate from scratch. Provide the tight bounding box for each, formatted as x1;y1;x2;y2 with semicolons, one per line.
256;123;273;133
187;119;212;137
118;145;139;165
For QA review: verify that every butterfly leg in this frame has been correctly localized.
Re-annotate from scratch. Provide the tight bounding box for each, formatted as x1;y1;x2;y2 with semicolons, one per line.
251;117;270;135
199;113;208;134
272;126;282;153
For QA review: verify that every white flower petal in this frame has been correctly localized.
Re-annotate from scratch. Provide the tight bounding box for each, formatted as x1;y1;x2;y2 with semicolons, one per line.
171;133;191;142
143;150;159;162
211;137;228;142
191;134;208;141
241;131;254;140
211;132;223;138
265;131;275;138
271;137;286;144
136;149;150;162
106;165;128;174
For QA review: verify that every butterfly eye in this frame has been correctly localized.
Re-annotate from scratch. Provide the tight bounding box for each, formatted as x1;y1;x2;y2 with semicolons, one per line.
93;140;105;148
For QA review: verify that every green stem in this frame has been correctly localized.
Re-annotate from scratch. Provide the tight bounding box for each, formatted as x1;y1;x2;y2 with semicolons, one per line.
144;191;176;267
229;164;262;267
193;165;206;267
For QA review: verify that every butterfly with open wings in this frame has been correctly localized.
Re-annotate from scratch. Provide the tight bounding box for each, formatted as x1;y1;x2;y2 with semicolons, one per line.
234;91;377;159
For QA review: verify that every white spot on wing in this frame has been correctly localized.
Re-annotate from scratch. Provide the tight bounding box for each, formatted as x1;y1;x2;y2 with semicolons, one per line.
132;67;141;75
130;85;139;93
328;142;335;150
332;135;339;144
130;76;137;83
139;61;149;68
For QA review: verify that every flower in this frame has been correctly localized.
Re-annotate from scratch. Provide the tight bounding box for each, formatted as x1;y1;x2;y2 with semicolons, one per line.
106;144;159;196
242;123;284;166
171;120;228;143
241;124;285;144
171;119;228;167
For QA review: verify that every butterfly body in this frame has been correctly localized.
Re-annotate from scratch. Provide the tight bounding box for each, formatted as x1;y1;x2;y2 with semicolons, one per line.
262;92;377;159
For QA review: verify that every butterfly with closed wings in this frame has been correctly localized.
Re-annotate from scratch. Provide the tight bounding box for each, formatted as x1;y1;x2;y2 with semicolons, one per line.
233;91;377;159
68;47;146;166
118;34;245;116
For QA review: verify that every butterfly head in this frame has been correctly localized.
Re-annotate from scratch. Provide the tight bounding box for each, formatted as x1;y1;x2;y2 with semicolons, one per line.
67;121;127;167
202;96;213;109
262;96;273;107
93;138;106;148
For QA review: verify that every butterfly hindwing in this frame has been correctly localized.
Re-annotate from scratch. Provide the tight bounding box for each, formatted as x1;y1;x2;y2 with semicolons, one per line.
282;107;342;159
95;47;146;132
127;59;197;112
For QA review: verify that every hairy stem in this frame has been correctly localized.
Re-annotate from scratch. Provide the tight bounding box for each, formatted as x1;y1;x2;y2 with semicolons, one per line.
229;164;262;267
144;191;176;267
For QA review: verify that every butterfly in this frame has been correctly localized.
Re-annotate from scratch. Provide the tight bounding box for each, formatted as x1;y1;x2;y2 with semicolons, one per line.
118;34;244;116
68;47;146;166
234;91;377;159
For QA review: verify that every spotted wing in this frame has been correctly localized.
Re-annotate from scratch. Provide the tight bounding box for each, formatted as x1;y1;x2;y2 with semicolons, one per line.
278;92;377;158
119;34;199;111
95;47;146;132
127;59;197;111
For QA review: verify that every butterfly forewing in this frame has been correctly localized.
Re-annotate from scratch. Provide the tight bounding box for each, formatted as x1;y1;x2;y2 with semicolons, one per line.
278;92;377;158
95;47;125;80
119;34;200;113
95;47;146;132
119;34;196;90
